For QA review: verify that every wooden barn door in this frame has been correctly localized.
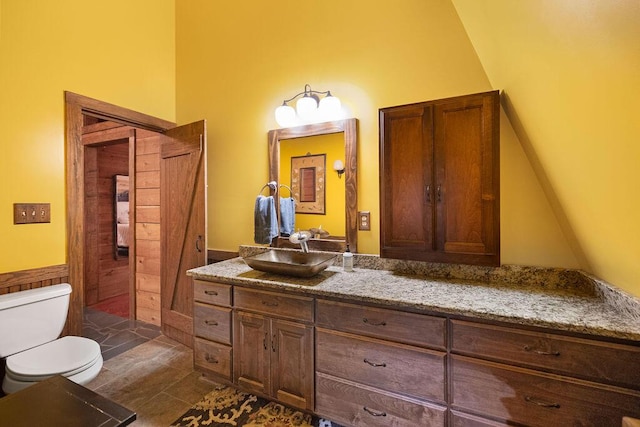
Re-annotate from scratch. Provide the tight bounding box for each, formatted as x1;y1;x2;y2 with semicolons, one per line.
160;120;207;347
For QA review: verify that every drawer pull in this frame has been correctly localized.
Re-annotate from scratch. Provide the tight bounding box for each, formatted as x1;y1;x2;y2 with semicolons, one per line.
263;333;268;350
524;345;560;356
524;396;560;409
363;407;387;417
262;301;279;307
204;290;219;296
204;354;219;364
364;358;387;368
272;334;277;352
362;318;386;326
204;320;219;326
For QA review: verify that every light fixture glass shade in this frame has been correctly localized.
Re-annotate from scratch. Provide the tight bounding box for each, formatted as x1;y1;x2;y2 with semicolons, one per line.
333;159;344;172
275;104;296;127
319;94;342;121
296;95;318;122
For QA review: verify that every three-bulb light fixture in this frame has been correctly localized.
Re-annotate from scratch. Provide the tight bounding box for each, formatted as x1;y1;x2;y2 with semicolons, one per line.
275;84;342;128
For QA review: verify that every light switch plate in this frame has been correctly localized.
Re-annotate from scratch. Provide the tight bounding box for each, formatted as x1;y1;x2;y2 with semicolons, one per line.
358;211;371;231
13;203;50;224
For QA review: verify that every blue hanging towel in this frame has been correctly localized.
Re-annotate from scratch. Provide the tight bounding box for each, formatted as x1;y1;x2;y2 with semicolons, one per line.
254;195;278;244
279;197;296;237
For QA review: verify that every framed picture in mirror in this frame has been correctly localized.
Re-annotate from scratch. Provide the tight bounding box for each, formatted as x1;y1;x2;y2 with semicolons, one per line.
291;153;325;214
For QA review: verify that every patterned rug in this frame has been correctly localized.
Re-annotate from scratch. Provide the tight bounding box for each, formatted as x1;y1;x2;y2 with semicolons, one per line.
171;386;343;427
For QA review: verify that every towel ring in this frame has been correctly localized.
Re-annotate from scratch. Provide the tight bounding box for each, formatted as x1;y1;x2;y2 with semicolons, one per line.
279;184;293;197
259;181;277;195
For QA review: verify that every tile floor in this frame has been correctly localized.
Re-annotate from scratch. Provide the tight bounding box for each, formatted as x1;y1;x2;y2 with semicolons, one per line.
83;309;219;426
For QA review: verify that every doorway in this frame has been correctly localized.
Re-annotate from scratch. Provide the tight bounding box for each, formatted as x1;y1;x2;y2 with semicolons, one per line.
65;92;207;348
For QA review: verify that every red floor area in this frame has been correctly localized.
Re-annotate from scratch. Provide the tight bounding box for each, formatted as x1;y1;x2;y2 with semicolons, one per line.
88;293;129;318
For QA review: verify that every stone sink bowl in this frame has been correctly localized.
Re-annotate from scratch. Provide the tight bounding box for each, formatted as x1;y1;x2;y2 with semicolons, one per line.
243;250;337;278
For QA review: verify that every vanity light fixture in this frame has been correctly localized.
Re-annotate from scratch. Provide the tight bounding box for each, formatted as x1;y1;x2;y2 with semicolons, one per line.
333;159;345;178
275;84;342;127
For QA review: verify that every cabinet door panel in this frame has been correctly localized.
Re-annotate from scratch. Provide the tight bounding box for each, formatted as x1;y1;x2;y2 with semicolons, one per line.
233;311;269;396
380;105;434;255
271;319;314;411
452;355;640;427
434;92;499;263
316;328;446;403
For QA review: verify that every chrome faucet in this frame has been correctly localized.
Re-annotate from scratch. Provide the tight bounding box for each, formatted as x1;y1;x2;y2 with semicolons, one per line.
289;231;311;253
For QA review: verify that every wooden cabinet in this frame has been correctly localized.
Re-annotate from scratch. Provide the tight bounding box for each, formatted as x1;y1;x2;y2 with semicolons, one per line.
379;90;500;266
192;280;233;380
233;288;314;411
450;319;640;426
315;299;447;426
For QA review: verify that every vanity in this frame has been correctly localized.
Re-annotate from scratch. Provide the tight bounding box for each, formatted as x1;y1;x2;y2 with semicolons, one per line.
188;246;640;427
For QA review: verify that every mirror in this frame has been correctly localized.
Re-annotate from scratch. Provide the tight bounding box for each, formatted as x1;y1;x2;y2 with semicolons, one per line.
113;174;130;258
268;119;358;252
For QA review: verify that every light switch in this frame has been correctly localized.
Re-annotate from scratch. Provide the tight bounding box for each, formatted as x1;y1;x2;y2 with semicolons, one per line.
13;203;50;224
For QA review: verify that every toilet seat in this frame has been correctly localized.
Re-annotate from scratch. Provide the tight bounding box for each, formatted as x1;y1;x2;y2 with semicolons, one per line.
3;336;103;393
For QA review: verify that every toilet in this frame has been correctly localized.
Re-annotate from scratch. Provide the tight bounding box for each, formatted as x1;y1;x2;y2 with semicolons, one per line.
0;283;103;394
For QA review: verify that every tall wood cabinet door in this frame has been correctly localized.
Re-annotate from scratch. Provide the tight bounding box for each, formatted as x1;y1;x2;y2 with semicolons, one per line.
270;319;314;411
379;105;434;258
234;311;270;396
434;91;499;265
160;120;207;347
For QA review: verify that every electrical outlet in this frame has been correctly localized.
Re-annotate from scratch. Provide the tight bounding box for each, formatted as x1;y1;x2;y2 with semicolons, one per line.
358;211;371;231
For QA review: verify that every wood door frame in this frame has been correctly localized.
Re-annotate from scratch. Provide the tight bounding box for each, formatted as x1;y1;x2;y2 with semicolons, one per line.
65;91;175;335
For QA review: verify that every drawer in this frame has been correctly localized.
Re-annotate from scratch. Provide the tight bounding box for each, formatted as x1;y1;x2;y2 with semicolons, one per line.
316;328;446;403
194;338;232;380
450;410;510;427
451;319;640;390
234;287;313;322
451;355;640;427
317;299;446;349
315;372;446;427
194;303;232;344
193;280;232;306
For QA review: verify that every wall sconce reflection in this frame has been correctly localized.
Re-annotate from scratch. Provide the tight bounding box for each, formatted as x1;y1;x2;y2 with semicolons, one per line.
333;159;345;179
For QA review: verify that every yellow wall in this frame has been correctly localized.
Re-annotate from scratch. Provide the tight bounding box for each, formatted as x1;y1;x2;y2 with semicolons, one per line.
280;134;346;235
2;1;592;286
0;0;175;273
453;0;640;295
176;0;578;269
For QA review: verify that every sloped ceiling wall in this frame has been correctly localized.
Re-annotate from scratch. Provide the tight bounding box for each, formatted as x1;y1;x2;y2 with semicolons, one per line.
452;0;640;296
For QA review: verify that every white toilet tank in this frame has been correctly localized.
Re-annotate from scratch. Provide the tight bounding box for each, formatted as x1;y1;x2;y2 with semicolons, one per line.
0;283;72;358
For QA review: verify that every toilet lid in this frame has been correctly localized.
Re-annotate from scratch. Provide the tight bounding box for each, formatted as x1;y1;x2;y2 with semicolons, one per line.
6;336;101;381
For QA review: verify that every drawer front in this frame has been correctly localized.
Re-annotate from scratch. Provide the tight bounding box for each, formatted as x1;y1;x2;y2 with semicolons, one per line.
316;328;446;403
317;299;446;349
194;303;232;344
193;280;232;306
315;372;446;427
194;338;232;380
234;287;313;322
451;355;640;427
451;411;510;427
451;319;640;389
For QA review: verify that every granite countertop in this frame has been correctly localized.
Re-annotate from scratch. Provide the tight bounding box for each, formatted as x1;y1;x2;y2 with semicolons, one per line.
188;246;640;342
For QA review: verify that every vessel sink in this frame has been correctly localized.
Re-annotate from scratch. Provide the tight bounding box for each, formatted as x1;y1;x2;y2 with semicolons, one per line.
243;251;337;278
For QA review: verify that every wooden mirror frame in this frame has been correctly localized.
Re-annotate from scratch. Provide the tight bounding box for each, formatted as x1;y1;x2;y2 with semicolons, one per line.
268;118;358;253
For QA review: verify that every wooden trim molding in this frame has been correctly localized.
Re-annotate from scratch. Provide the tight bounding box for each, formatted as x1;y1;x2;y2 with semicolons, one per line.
65;91;175;336
0;264;69;294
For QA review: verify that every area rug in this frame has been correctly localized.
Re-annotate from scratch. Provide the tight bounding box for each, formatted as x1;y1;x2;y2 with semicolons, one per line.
171;385;343;427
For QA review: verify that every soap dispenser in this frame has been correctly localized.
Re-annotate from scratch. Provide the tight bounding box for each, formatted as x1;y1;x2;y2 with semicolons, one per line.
343;244;353;272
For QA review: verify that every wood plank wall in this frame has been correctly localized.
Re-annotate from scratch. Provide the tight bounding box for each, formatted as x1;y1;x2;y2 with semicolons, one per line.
0;265;71;335
135;129;162;325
